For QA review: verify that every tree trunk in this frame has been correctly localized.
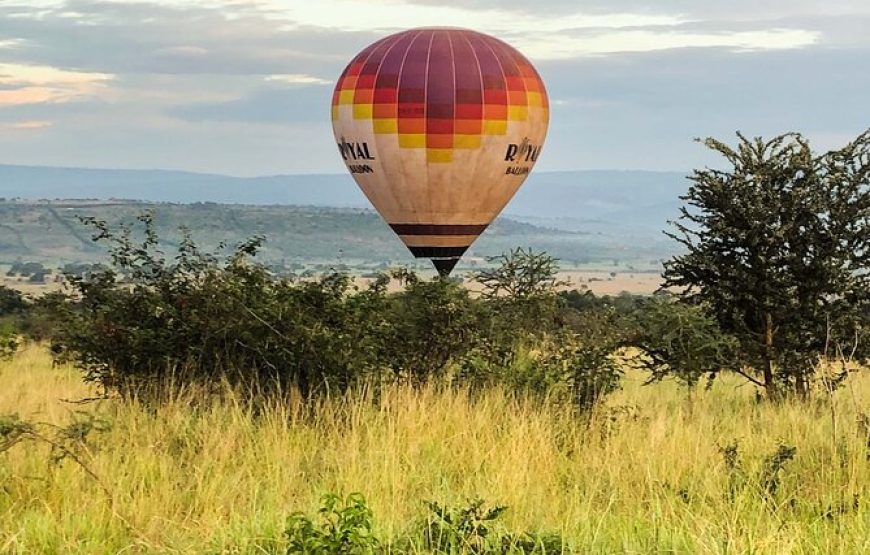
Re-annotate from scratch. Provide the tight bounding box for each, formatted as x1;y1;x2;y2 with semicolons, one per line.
795;373;809;398
763;312;777;399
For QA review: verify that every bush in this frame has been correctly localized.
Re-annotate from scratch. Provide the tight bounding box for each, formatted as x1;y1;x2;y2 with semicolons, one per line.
286;493;379;554
421;498;564;554
40;212;625;410
0;286;26;316
382;275;482;384
284;494;566;554
628;298;740;387
47;213;395;397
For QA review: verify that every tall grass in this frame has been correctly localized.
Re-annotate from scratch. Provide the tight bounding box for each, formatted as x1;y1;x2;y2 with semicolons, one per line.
1;346;869;553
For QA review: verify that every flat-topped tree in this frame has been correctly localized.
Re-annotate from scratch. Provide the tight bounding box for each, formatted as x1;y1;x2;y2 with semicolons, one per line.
664;130;870;398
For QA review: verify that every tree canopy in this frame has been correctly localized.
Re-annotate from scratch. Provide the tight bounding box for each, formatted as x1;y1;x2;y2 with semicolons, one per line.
664;130;870;396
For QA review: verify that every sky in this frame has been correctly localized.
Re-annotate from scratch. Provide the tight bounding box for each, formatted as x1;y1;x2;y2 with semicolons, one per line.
0;0;867;176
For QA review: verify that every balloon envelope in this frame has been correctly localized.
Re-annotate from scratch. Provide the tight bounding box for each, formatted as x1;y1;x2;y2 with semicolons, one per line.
331;28;549;275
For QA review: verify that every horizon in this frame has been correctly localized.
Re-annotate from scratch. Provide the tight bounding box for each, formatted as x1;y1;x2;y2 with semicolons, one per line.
0;161;690;179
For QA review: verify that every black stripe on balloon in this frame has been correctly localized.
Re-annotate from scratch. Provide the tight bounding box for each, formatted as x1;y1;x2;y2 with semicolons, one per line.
390;224;488;236
432;258;459;277
408;246;469;258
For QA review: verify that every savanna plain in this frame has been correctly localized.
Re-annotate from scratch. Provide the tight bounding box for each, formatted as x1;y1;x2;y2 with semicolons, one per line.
2;346;869;554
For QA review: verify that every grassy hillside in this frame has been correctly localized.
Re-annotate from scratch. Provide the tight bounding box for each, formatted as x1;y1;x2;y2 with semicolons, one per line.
0;201;675;273
1;348;868;553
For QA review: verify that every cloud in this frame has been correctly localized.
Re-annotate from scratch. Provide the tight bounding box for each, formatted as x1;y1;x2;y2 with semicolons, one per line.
169;82;329;124
0;0;364;77
0;0;866;176
265;74;331;85
153;45;210;57
402;0;870;19
2;120;53;130
0;63;112;106
275;0;684;33
517;28;819;60
268;0;823;60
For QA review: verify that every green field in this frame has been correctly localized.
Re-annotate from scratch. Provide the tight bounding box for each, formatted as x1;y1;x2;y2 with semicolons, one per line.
2;347;868;553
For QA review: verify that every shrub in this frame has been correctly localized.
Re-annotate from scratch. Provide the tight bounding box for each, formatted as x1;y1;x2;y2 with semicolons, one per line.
284;495;566;554
47;213;394;397
628;298;740;387
421;498;508;554
475;248;566;336
0;331;17;361
285;493;379;555
383;275;482;384
0;286;26;316
40;212;625;410
419;498;565;554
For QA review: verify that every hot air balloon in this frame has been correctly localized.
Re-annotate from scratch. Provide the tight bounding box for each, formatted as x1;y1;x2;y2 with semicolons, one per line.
331;28;549;276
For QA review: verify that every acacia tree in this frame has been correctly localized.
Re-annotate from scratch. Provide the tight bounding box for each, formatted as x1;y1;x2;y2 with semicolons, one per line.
474;247;567;334
664;131;870;397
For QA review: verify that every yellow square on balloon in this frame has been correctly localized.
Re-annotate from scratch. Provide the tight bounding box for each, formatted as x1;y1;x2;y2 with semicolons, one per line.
339;90;355;105
373;119;397;134
427;149;453;163
454;135;481;149
353;104;373;119
483;120;507;135
399;134;426;148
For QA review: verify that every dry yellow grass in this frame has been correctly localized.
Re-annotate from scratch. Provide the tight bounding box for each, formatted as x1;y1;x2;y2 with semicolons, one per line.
1;346;869;553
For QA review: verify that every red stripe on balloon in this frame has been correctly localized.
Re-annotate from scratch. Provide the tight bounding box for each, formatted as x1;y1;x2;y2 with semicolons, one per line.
426;31;454;149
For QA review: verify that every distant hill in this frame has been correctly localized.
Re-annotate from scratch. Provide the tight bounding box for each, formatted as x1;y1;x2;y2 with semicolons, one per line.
0;165;369;207
0;164;688;230
0;201;676;272
0;165;689;272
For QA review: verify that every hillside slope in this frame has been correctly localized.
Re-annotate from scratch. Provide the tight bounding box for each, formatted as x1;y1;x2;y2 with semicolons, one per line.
0;201;677;271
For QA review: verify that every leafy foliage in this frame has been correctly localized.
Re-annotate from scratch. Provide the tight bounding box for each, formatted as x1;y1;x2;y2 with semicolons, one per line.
629;297;739;387
664;131;870;396
0;286;26;316
286;493;380;555
718;441;798;503
41;213;624;410
422;498;508;554
475;248;566;334
284;494;565;554
383;276;481;383
48;212;400;397
422;498;564;554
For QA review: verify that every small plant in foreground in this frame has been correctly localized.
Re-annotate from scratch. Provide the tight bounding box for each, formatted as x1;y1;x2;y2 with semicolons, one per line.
284;494;566;554
422;498;565;554
285;493;379;554
422;498;508;554
760;443;797;498
718;440;797;505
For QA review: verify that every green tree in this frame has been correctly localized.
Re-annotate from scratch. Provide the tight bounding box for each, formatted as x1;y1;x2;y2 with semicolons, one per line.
475;247;564;300
474;247;566;334
384;275;481;384
664;131;870;397
0;286;26;316
629;297;738;387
